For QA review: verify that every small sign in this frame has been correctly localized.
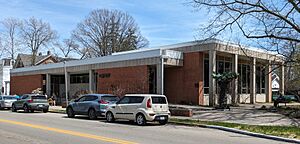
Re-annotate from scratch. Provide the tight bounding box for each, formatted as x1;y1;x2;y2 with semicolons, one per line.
99;73;111;78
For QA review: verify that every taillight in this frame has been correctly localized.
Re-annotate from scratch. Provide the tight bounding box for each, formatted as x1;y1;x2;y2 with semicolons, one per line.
99;100;108;104
147;98;152;108
27;99;33;103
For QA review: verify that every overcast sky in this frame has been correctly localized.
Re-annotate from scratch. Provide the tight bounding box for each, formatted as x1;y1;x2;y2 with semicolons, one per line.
0;0;208;47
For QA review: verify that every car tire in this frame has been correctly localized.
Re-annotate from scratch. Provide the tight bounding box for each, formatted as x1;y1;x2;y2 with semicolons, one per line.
106;111;115;123
23;105;29;113
158;119;168;125
0;104;2;110
43;109;48;113
88;108;97;120
11;104;17;112
30;110;35;113
136;114;146;126
66;107;75;118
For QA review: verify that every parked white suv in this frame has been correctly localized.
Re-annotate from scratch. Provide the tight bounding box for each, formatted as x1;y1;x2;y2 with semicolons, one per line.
105;94;171;126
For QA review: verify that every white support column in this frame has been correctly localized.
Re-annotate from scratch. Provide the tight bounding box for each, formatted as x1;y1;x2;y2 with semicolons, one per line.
265;61;272;102
89;70;95;92
279;63;285;95
231;54;238;104
209;50;216;106
156;57;164;95
250;58;256;104
46;74;51;96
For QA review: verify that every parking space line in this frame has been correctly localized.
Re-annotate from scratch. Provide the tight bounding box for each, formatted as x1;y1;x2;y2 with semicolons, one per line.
0;118;138;144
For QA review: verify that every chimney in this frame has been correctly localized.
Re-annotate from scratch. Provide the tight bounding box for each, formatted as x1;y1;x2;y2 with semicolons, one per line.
38;52;42;56
47;51;51;55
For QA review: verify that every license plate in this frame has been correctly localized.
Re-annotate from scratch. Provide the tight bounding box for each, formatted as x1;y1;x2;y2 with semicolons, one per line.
159;117;165;120
38;105;44;107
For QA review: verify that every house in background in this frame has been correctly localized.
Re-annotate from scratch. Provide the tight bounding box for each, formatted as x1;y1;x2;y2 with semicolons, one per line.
0;58;13;95
14;51;58;68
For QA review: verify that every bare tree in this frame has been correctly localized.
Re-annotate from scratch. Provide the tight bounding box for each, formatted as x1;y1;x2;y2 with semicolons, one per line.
54;38;78;58
0;18;22;60
72;9;149;58
20;17;57;65
191;0;299;56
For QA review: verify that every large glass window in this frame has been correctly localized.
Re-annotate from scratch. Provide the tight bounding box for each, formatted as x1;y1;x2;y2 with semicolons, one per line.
70;74;89;84
204;59;209;94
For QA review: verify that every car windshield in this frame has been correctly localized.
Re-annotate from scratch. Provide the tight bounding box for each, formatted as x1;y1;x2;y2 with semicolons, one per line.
3;96;17;100
32;96;47;99
152;97;167;104
102;96;119;102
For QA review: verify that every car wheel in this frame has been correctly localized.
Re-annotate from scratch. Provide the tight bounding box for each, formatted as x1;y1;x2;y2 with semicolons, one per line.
11;104;17;112
43;109;48;113
88;108;97;120
23;105;29;113
0;104;2;110
30;110;35;113
66;107;75;118
136;114;146;126
158;119;168;125
106;111;115;122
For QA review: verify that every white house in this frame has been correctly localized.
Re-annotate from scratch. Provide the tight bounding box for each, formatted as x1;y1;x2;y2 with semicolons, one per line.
0;58;13;95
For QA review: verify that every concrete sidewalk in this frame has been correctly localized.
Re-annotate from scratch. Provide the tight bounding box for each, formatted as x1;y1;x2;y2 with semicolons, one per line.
49;103;300;127
173;103;300;127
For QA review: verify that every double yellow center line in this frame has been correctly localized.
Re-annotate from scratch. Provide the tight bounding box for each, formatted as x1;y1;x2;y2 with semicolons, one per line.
0;119;137;144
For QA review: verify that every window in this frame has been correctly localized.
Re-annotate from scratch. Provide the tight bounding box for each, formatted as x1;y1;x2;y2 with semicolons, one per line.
77;96;87;102
0;97;2;100
118;97;130;104
3;96;17;100
85;96;98;101
204;59;209;94
70;74;89;84
4;59;11;66
101;96;119;102
22;95;28;99
129;96;144;104
31;96;46;100
152;97;167;104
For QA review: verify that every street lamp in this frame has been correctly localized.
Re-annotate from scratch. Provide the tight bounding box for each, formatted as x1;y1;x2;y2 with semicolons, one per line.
63;61;68;106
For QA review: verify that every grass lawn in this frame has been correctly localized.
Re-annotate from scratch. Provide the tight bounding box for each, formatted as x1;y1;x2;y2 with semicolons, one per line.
169;118;300;140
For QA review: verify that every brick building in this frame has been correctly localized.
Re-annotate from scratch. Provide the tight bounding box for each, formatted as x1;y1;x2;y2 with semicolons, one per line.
10;39;284;106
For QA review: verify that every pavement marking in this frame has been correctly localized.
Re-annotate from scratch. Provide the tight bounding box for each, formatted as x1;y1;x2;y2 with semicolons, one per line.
0;118;138;144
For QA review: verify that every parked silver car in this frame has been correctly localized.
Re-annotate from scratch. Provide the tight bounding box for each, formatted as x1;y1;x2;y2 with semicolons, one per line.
0;95;18;109
12;94;49;113
66;94;119;120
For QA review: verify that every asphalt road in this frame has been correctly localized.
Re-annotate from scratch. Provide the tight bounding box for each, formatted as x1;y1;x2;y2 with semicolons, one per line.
0;110;289;144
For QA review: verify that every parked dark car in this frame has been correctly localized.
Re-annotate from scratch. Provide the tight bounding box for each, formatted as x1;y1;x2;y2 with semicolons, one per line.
11;94;49;113
0;95;18;109
66;94;119;120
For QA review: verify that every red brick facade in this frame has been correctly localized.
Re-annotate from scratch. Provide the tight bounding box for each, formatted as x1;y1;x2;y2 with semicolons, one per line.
10;74;43;95
165;52;204;105
97;65;149;95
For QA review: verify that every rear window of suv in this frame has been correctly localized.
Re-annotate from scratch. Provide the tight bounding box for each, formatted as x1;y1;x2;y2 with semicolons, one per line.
3;96;17;100
102;96;119;102
152;97;167;104
32;96;47;99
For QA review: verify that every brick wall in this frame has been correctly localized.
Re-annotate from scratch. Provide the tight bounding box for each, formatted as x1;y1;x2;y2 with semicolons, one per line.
165;52;204;105
10;74;43;95
97;65;149;95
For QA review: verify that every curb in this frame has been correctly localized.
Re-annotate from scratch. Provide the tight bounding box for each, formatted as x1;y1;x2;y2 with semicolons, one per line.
169;121;300;144
48;109;66;114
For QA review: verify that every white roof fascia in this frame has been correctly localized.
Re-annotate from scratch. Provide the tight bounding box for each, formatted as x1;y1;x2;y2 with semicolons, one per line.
11;48;163;74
